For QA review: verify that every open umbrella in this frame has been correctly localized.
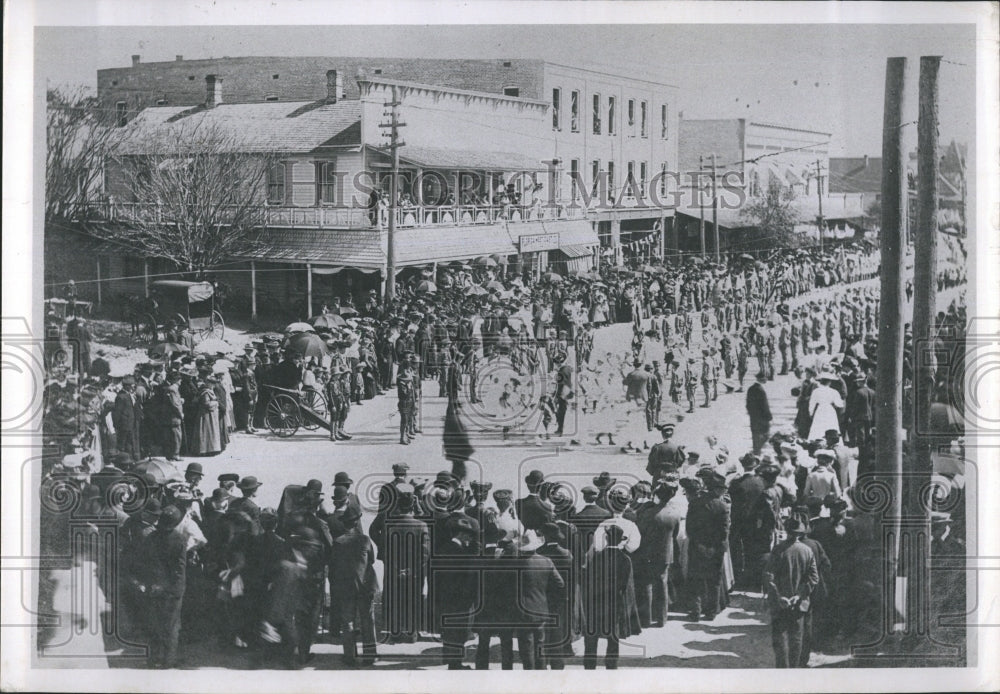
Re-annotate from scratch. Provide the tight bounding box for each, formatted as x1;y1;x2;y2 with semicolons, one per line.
542;272;564;283
194;337;234;355
309;313;347;329
475;256;499;268
149;342;189;358
285;322;316;334
133;458;183;485
416;280;438;293
489;253;507;265
338;305;359;318
283;332;331;360
467;285;489;296
739;253;755;261
485;279;505;291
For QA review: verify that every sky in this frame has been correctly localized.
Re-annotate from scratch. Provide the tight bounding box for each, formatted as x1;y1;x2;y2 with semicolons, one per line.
34;23;977;157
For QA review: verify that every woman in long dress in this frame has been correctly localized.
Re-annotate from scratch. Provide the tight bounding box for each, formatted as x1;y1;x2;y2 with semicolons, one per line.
196;377;222;456
807;373;845;440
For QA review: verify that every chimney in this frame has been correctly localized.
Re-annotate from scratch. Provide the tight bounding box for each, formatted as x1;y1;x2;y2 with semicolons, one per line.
131;54;140;67
175;55;184;62
205;74;223;108
326;69;343;103
863;154;869;168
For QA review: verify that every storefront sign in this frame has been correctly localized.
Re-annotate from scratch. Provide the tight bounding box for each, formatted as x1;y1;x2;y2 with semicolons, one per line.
519;233;560;253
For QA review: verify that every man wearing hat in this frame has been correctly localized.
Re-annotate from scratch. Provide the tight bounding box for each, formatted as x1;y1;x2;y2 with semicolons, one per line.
382;485;430;644
431;514;480;669
329;503;378;667
746;371;772;455
647;422;683;481
396;363;416;445
763;516;819;668
516;470;554;531
804;449;842;501
593;487;641;554
845;370;875;466
536;521;578;669
325;363;349;442
685;471;731;621
229;476;263;535
633;478;682;627
113;375;141;461
551;352;574;437
137;505;188;668
728;454;765;587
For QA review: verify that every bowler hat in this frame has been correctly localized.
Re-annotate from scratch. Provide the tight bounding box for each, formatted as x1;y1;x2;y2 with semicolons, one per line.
332;486;348;502
340;505;362;526
540;522;565;543
185;462;204;476
592;471;615;489
785;516;808;534
237;476;262;491
306;479;323;493
525;469;545;487
143;498;164;517
581;485;599;500
392;463;410;475
218;473;240;484
158;506;184;530
333;471;353;486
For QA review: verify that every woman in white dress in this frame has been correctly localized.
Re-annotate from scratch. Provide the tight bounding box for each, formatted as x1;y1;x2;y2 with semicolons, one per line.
807;372;845;440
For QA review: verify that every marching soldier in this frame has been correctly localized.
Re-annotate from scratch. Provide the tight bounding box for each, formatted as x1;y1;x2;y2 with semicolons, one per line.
778;319;790;376
789;313;800;373
397;366;416;445
700;348;714;408
644;364;661;432
684;356;698;414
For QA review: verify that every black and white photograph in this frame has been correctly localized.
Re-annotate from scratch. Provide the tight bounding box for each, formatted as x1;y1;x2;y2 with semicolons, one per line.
2;1;998;692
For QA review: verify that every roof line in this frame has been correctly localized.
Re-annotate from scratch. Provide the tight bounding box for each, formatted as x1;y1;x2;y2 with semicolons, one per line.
360;77;550;107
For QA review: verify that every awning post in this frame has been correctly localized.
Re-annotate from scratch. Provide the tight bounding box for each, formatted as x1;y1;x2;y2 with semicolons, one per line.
306;263;313;319
250;261;258;321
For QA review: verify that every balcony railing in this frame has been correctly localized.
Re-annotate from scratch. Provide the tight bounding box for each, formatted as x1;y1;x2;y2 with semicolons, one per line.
68;200;593;230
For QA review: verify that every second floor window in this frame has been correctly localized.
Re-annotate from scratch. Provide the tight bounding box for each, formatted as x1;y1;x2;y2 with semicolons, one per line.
592;94;601;135
661;104;669;139
570;90;580;132
317;161;338;204
627;99;635;129
267;162;286;204
591;159;600;196
607;96;616;135
640;101;648;138
640;161;648;190
570;158;580;202
552;88;561;131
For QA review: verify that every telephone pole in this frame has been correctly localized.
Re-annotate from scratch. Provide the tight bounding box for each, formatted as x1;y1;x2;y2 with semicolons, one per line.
378;85;406;306
711;153;720;263
698;155;706;257
815;158;825;252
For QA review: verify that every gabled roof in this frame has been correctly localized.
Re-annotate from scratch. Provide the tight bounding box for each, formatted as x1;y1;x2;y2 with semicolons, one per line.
116;100;362;155
829;157;883;194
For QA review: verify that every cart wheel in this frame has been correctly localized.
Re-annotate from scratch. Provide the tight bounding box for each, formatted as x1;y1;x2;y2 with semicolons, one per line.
200;311;225;341
300;389;328;430
265;393;299;437
140;313;158;343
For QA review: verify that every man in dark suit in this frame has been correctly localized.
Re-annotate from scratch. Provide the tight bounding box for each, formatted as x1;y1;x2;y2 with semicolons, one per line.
271;350;304;390
536;522;578;669
162;373;185;461
764;516;819;668
515;470;553;531
846;372;875;475
229;477;263;535
382;486;431;643
138;505;187;668
432;515;479;669
685;472;732;622
329;505;378;667
729;454;766;588
745;371;772;454
332;471;363;518
633;478;682;627
507;531;565;670
646;423;683;481
552;353;574;436
113;376;141;461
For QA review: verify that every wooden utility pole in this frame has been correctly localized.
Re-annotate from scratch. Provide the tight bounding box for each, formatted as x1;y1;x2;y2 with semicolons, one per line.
815;159;825;252
711;153;720;263
698;155;706;257
379;85;406;306
874;56;908;638
907;54;941;635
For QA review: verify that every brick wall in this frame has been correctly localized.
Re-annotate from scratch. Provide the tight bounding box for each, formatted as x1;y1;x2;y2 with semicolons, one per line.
98;56;547;114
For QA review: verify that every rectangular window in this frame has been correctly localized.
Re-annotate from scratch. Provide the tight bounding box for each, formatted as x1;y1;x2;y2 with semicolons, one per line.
591;159;600;196
607;96;616;135
640;161;648;189
503;86;520;97
317;161;338;204
592;94;601;135
570;90;580;132
570;158;580;202
627;98;635;127
607;161;615;195
551;88;561;131
661;162;668;195
640;100;648;138
661;104;669;138
267;162;286;204
627;160;635;183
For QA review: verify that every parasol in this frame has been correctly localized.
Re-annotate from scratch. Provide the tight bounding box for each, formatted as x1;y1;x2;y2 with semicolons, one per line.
133;458;183;485
475;256;499;268
337;305;359;318
542;272;564;283
739;253;755;261
416;280;438;293
283;332;331;360
489;253;508;265
194;337;235;355
309;313;347;329
485;280;505;291
467;285;489;296
284;322;316;334
149;342;189;358
212;359;235;373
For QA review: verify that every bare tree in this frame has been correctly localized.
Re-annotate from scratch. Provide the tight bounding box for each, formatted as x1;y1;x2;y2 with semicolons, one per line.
45;86;122;228
100;119;279;276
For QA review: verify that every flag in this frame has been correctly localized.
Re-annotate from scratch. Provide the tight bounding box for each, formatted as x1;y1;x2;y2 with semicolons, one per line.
443;401;474;481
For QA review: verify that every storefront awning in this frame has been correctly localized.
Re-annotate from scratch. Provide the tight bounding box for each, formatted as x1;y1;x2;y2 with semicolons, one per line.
538;219;600;246
394;224;516;266
234;228;386;269
556;244;594;259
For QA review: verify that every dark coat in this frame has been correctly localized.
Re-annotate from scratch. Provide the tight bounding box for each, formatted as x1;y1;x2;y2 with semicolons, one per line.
729;473;766;524
113;389;140;458
846;384;876;423
746;381;772;423
537;541;584;640
329;527;378;627
382;515;431;633
582;547;642;639
633;499;682;574
431;538;479;631
515;494;554;531
140;526;187;598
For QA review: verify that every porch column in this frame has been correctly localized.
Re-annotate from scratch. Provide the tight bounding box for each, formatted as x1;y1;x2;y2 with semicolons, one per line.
611;219;622;266
95;257;102;307
250;261;258;321
432;261;438;280
305;263;313;319
143;259;150;298
659;214;667;262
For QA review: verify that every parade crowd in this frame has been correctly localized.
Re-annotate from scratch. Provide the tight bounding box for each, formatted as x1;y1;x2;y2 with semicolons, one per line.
39;241;968;669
